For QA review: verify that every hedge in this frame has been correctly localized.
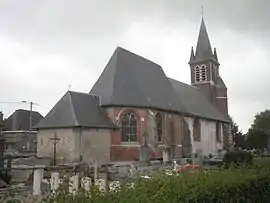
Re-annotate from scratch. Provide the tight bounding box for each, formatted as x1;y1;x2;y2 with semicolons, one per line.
43;162;270;203
223;150;253;167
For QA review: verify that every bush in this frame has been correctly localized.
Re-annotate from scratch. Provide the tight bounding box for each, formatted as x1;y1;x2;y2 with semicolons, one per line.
101;167;270;203
223;150;253;167
40;161;270;203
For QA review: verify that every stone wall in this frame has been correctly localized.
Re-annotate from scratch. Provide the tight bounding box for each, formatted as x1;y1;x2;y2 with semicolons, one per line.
184;117;224;156
37;127;112;165
37;128;77;163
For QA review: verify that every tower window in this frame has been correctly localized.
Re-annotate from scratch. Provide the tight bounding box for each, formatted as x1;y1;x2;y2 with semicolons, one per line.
194;65;207;82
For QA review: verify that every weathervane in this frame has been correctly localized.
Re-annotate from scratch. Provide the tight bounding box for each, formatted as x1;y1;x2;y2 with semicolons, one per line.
201;6;204;18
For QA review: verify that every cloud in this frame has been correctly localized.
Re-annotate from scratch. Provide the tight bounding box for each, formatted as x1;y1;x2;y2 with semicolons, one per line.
0;0;269;133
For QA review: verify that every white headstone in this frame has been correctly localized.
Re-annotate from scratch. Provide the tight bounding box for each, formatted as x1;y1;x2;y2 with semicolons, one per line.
95;179;106;193
81;177;92;191
33;168;44;196
162;149;169;163
69;173;79;194
50;172;60;192
109;181;120;192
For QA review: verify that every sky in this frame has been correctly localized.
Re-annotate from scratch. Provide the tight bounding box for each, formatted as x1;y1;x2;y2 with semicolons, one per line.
0;0;269;133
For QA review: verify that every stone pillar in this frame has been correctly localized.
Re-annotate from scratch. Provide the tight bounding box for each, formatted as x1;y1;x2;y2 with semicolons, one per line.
69;173;79;194
33;168;44;196
50;171;60;192
81;177;91;191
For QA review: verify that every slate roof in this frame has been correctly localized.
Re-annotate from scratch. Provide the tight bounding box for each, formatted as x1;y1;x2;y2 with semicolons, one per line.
190;18;218;64
168;78;228;122
90;47;187;113
90;46;229;123
35;91;118;129
4;109;43;131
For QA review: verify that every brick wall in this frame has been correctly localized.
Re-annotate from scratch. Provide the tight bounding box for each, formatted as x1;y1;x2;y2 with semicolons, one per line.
105;107;183;162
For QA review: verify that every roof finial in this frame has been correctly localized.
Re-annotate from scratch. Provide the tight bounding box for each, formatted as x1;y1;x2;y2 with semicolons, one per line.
201;6;204;18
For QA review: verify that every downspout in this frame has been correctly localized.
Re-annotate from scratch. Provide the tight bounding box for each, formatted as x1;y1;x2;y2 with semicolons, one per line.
79;128;82;162
181;111;184;160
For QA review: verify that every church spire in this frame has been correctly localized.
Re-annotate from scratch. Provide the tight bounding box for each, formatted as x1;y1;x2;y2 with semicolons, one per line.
194;17;215;62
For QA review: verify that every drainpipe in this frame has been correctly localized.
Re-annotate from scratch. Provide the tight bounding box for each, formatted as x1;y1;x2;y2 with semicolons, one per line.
79;128;82;163
181;111;184;163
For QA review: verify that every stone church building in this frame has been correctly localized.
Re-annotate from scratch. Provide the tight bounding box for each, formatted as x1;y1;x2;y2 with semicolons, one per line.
35;18;231;165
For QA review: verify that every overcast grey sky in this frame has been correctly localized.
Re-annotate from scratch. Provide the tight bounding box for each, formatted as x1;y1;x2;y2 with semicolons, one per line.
0;0;269;132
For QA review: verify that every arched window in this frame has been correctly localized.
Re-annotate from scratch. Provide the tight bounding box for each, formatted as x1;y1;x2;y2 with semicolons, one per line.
155;113;163;142
194;65;207;82
121;112;138;142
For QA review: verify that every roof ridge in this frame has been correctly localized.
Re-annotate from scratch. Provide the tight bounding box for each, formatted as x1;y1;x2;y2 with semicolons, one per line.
67;92;79;126
116;46;162;68
111;47;119;104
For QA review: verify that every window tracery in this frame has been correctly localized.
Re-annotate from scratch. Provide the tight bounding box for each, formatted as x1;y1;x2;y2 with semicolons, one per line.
121;111;138;142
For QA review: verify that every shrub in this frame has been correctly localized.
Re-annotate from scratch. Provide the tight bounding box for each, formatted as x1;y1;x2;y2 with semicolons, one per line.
223;150;253;167
40;161;270;203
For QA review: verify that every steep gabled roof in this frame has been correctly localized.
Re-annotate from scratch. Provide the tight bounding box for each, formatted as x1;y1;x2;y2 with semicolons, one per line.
90;47;186;113
4;109;43;131
168;78;229;122
35;91;117;129
191;18;217;64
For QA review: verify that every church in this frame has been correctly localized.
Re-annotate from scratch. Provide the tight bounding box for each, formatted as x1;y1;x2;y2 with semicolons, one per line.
35;18;231;165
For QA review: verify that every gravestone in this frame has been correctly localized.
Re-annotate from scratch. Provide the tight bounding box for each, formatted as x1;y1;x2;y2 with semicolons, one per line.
109;180;121;192
33;167;44;196
50;172;60;192
69;173;79;194
81;177;92;191
139;145;149;163
95;179;106;193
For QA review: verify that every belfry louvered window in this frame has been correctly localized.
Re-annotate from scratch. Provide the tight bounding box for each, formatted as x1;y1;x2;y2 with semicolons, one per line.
121;112;138;142
195;65;207;82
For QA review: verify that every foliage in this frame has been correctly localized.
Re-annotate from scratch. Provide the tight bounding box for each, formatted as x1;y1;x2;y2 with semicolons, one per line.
231;119;246;149
246;109;270;150
36;165;270;203
223;150;253;167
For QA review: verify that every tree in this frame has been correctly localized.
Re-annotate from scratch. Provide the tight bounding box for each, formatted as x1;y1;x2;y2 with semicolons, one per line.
246;109;270;150
231;119;246;149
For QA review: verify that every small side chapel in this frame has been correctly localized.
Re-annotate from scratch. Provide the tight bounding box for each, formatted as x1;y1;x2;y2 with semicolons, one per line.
35;17;232;165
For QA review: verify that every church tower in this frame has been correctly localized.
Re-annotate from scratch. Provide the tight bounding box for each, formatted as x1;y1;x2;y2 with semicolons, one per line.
189;18;228;116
